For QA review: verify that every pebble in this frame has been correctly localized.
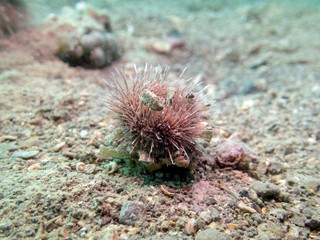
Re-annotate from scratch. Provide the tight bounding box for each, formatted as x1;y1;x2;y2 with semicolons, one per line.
305;217;320;231
0;143;18;158
28;163;41;171
251;181;281;200
119;201;143;226
195;211;212;229
209;208;220;221
269;208;288;221
0;135;18;141
53;142;66;152
146;39;172;54
80;130;88;138
11;150;40;159
290;212;306;227
195;228;232;240
256;222;285;239
84;164;96;174
286;225;310;240
267;161;285;175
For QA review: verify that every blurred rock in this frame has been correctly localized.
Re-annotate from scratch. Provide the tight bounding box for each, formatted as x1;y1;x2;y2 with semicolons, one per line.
195;228;232;240
54;3;120;69
119;201;143;226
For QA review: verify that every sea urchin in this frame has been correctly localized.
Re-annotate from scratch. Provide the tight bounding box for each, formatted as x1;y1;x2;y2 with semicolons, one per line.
105;65;209;168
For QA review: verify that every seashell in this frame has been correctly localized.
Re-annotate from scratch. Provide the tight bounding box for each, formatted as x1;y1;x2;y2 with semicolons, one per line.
105;161;118;174
141;89;163;111
28;163;41;171
160;185;175;197
76;162;85;172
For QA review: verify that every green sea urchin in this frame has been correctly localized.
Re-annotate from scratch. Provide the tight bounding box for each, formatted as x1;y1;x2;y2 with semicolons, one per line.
105;65;210;168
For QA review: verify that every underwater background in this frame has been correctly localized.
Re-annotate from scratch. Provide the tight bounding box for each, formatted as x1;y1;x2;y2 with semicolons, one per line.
0;0;319;239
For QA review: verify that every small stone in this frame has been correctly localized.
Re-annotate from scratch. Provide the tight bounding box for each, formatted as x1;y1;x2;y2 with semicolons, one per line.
0;143;18;158
305;217;320;231
208;197;217;205
209;208;220;221
284;147;294;155
53;142;66;152
256;222;285;239
269;208;288;221
219;129;230;138
28;163;41;171
147;39;172;54
198;211;212;224
251;181;281;200
161;221;170;231
119;201;143;226
267;162;285;175
62;150;76;159
84;164;96;174
286;225;310;240
195;228;232;240
80;130;88;138
226;223;239;230
0;135;18;141
11;150;40;159
195;211;212;229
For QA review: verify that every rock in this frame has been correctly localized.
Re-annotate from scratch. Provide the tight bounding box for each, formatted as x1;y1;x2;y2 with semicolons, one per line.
11;150;39;159
269;208;288;221
0;143;18;159
209;208;220;222
146;39;172;54
195;211;212;229
256;222;285;240
214;139;257;170
286;225;310;240
52;142;66;152
54;4;120;69
267;161;285;175
305;216;320;231
195;228;232;240
84;164;96;174
251;181;281;200
291;212;306;227
119;201;143;226
247;54;269;69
